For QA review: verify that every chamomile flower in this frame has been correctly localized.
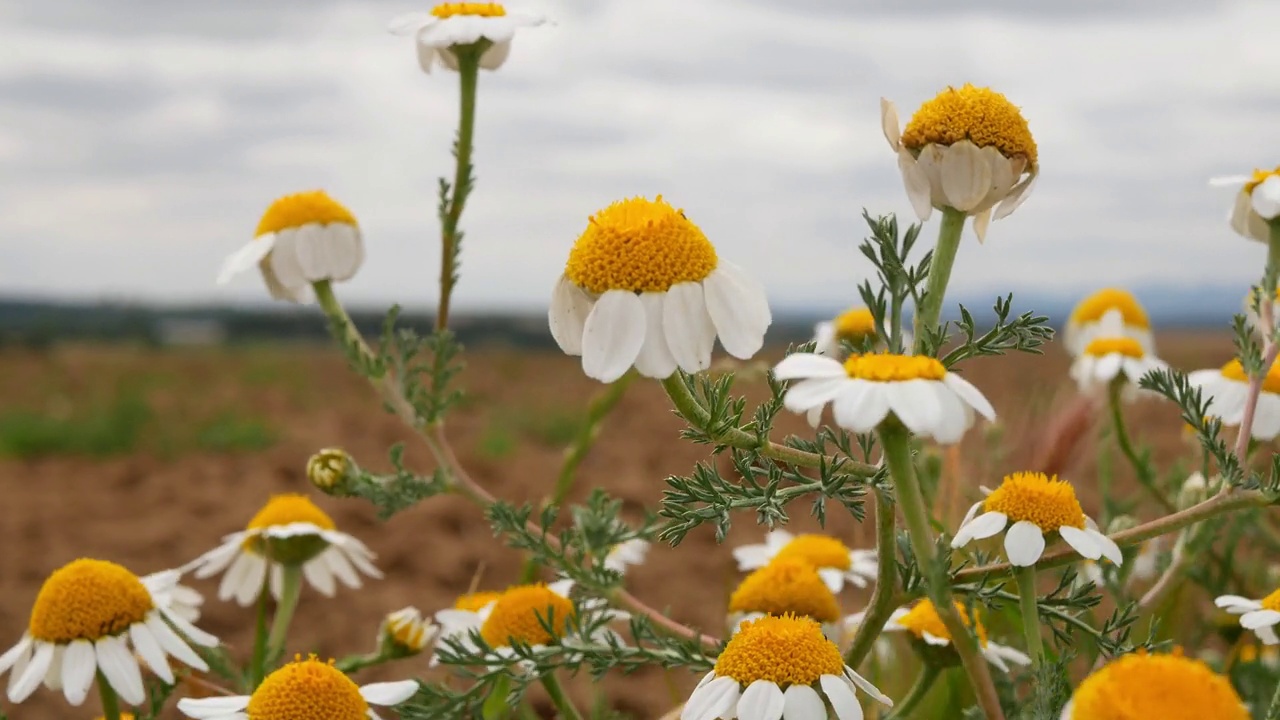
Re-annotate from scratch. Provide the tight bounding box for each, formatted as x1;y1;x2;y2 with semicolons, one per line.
177;654;418;720
952;472;1122;568
1068;309;1168;393
682;615;892;720
876;599;1031;672
217;191;363;304
1211;167;1280;243
1063;289;1154;358
813;307;880;357
0;559;218;707
727;560;842;639
774;352;995;440
389;3;545;74
1060;649;1248;720
1188;358;1280;440
430;591;501;667
732;530;877;594
881;84;1037;241
548;195;772;383
377;607;437;657
1215;591;1280;645
184;494;381;607
604;539;650;574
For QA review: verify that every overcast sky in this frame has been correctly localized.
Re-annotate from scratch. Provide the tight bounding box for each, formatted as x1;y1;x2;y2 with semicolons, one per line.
2;0;1278;313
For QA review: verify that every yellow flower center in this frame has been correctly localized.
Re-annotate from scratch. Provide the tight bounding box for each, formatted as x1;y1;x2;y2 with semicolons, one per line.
246;655;371;720
479;585;575;648
714;614;845;687
28;559;154;643
843;353;946;381
983;472;1086;531
1260;589;1280;613
1069;649;1247;720
246;494;337;532
431;2;506;17
895;600;988;647
833;308;878;345
96;715;136;720
900;83;1038;166
1245;167;1280;194
1069;288;1150;329
773;534;852;570
1220;359;1280;394
563;195;719;294
1082;337;1145;359
455;591;502;613
727;559;841;624
385;611;430;652
255;190;357;238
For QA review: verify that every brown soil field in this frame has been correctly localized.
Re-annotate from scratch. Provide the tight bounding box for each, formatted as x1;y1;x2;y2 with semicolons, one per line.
0;332;1244;719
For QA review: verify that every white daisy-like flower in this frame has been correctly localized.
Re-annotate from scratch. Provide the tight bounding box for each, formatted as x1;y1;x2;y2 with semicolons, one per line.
774;351;995;441
217;190;363;304
1068;310;1168;394
1187;357;1280;440
548;195;772;383
430;590;501;667
881;83;1038;242
0;559;218;707
1062;289;1155;358
872;599;1031;672
1215;592;1280;645
683;614;892;720
809;307;914;426
1211;167;1280;243
177;654;418;720
183;493;381;606
952;472;1123;568
1060;649;1248;719
378;607;438;657
604;538;650;574
388;2;545;74
732;530;876;594
726;559;843;640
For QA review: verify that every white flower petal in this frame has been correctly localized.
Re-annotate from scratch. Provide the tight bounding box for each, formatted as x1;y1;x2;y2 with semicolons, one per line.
732;544;774;571
217;237;274;285
177;695;252;718
1242;609;1280;630
833;383;890;433
820;674;864;720
1088;528;1124;566
663;282;717;374
818;568;846;594
581;290;646;383
267;228;307;292
130;622;174;684
0;635;32;676
1057;525;1102;560
703;263;771;360
943;374;996;421
95;635;145;706
783;683;826;718
634;292;678;379
9;642;53;702
548;276;593;356
898;148;934;221
880;98;901;150
953;511;1008;547
845;667;894;707
972;208;992;243
145;614;207;671
885;379;943;436
773;353;847;381
360;680;420;706
681;676;740;720
1253;176;1280;219
1216;596;1263;612
1258;624;1280;645
783;378;850;415
993;170;1037;220
388;12;432;35
939;141;992;211
303;556;337;597
60;640;96;706
738;680;784;720
1004;521;1046;567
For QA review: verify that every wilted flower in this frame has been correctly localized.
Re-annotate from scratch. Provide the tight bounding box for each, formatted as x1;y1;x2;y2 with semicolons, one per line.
1211;168;1280;243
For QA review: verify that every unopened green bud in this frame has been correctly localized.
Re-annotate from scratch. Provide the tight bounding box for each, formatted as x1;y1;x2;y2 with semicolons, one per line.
308;447;353;493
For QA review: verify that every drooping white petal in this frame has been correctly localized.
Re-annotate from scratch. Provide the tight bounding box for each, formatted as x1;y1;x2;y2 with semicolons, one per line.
1241;609;1280;630
59;640;96;706
297;224;360;281
1057;525;1102;560
972;208;992;243
783;683;826;718
267;228;307;292
0;635;32;676
993;170;1037;220
1253;176;1280;219
322;548;363;589
818;568;846;594
930;383;972;443
95;634;146;706
1088;528;1124;566
703;263;771;359
1216;595;1263;612
663;282;717;374
145;614;207;671
303;556;338;597
1258;624;1280;645
581;290;646;383
1004;521;1046;567
943;374;996;421
821;674;864;720
681;676;740;720
233;553;268;607
898;148;933;221
732;544;774;571
360;680;420;706
879;98;901;150
737;680;784;720
9;641;53;702
952;511;1009;547
130;622;174;684
885;379;943;436
845;667;894;707
176;695;252;718
832;383;890;433
938;141;992;212
783;378;850;415
634;292;678;379
773;353;846;381
479;39;514;70
217;237;275;285
548;276;593;356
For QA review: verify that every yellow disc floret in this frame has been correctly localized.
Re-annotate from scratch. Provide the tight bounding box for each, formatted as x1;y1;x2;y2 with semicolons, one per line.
1221;359;1280;394
479;585;575;647
833;308;878;345
431;2;506;17
727;559;841;624
714;614;845;687
773;535;852;571
246;494;337;532
28;559;154;643
455;591;502;613
246;655;370;720
1069;289;1150;329
1260;589;1280;613
983;472;1086;531
563;195;718;294
1082;337;1146;359
895;599;988;647
843;353;946;381
1068;649;1247;720
255;190;357;238
1245;167;1280;194
901;84;1037;166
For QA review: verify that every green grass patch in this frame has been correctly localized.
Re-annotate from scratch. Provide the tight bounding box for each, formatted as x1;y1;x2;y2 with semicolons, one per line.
194;413;279;452
0;386;151;458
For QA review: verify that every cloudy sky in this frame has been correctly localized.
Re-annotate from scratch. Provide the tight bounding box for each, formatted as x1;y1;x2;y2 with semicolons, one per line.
2;0;1278;314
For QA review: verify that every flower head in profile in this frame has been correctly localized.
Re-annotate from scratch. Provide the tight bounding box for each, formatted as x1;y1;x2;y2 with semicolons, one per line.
881;84;1037;241
183;493;382;606
389;3;545;74
952;472;1122;567
874;599;1031;672
1211;167;1280;243
814;307;880;357
774;351;995;440
0;560;218;707
431;590;502;667
727;559;842;637
732;530;876;594
1063;289;1154;358
682;614;891;720
177;654;418;720
1188;358;1280;440
1215;590;1280;645
549;196;771;383
1068;310;1168;394
1060;648;1247;720
218;190;364;304
377;607;438;658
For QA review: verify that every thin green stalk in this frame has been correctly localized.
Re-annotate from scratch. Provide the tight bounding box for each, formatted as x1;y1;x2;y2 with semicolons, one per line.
1267;672;1280;720
97;673;121;720
265;564;303;665
845;487;899;667
541;672;585;720
483;674;512;720
1015;566;1045;663
913;207;966;352
1268;222;1280;295
335;652;383;674
878;421;1004;720
249;572;270;689
1107;379;1173;513
437;45;483;332
885;663;941;720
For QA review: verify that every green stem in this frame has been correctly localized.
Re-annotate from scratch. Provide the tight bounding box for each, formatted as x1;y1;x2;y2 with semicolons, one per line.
1107;379;1173;513
845;487;899;667
878;421;1004;720
1015;566;1045;663
885;664;941;720
541;672;585;720
1268;672;1280;720
249;572;270;689
334;652;384;674
913;207;966;352
97;673;121;720
483;674;513;720
265;564;303;665
437;45;482;332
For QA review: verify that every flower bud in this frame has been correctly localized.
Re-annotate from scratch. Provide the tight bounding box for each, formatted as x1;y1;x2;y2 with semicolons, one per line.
1178;472;1208;511
308;448;354;493
378;607;436;658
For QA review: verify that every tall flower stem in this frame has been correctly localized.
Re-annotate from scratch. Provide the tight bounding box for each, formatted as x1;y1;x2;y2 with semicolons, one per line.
885;663;941;720
265;564;303;664
541;673;586;720
1015;565;1045;663
845;487;899;667
436;45;483;332
878;421;1004;720
913;207;966;351
1107;379;1173;513
97;674;121;720
483;675;513;720
249;572;270;689
1267;674;1280;720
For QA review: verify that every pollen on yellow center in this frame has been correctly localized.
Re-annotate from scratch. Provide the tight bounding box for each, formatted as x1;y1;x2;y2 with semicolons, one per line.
714;614;845;687
983;472;1086;531
1070;288;1150;329
843;353;946;381
246;655;370;720
727;559;841;624
1245;167;1280;194
431;2;506;17
255;190;357;238
773;535;852;570
246;494;337;532
833;308;878;344
1082;337;1146;359
895;599;988;647
28;559;154;643
455;591;502;613
563;195;719;294
1220;359;1280;394
479;585;575;648
1068;649;1247;720
900;84;1038;166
